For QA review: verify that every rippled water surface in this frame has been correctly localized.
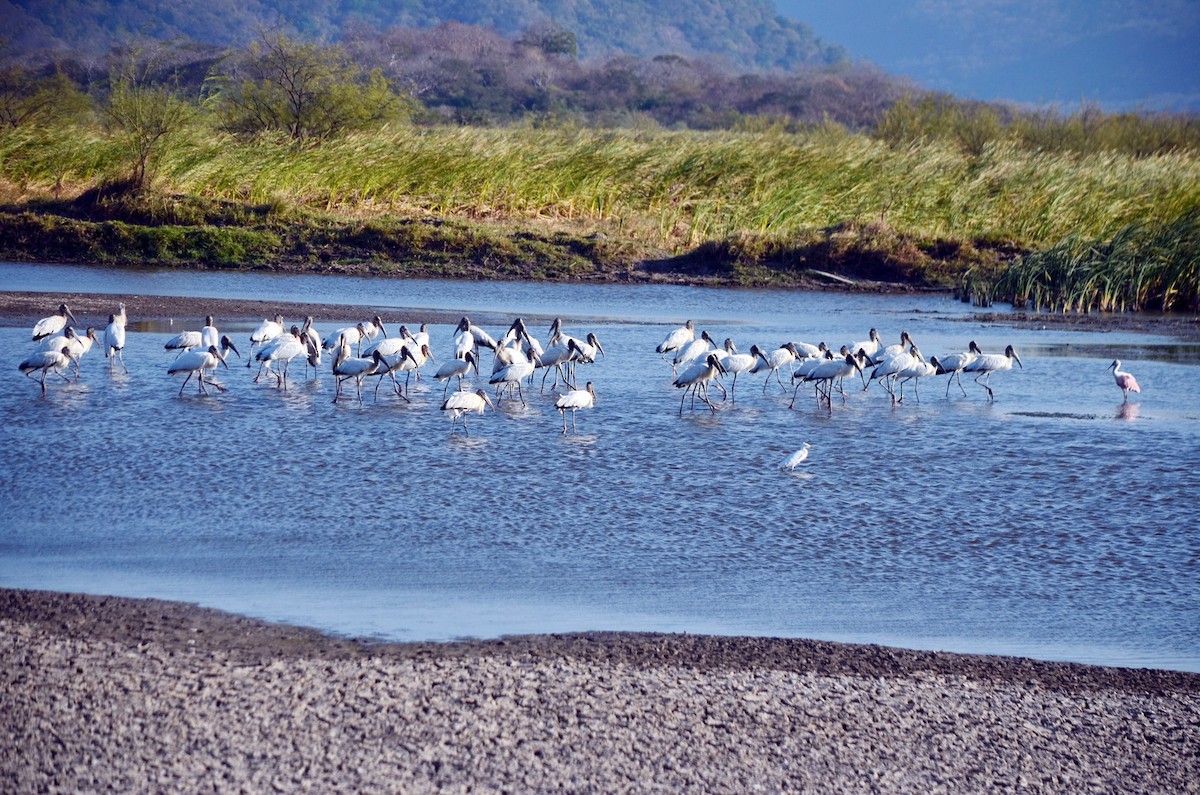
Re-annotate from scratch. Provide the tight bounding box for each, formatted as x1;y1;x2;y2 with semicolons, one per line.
3;264;1199;671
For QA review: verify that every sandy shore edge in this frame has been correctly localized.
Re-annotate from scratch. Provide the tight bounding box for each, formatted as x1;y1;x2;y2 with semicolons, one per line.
4;289;1199;339
3;588;1198;792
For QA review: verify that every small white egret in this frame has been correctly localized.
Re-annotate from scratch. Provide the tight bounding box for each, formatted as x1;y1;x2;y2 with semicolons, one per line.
780;443;812;470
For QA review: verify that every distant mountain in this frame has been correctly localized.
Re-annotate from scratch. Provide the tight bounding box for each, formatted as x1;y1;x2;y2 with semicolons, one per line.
3;0;848;70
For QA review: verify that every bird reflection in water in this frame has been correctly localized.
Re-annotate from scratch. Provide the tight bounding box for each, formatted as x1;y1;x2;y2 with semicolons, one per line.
1116;401;1140;421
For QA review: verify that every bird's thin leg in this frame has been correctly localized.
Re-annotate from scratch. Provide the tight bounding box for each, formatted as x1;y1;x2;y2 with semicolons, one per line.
561;410;568;434
788;381;803;409
572;411;577;433
178;372;192;396
679;389;687;416
39;369;48;395
711;379;728;400
517;381;526;407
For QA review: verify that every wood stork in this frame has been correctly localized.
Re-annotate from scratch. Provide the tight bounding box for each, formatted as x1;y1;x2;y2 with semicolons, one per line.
255;326;310;390
1108;360;1141;403
435;350;480;397
19;346;73;395
323;322;368;357
538;337;586;391
331;344;386;405
43;327;98;379
112;303;127;330
164;315;216;356
780;443;812;470
556;381;596;434
489;348;540;406
373;344;424;401
103;314;128;374
456;316;498;351
167;345;229;396
441;388;493;433
931;341;982;397
869;330;916;365
845;328;882;361
298;316;321;375
751;343;800;392
869;344;919;404
673;352;727;414
720;339;758;401
360;315;387;344
894;349;937;403
32;304;75;341
792;353;862;411
673;330;715;371
248;314;284;365
785;340;824;359
656;320;695;363
963;344;1023;401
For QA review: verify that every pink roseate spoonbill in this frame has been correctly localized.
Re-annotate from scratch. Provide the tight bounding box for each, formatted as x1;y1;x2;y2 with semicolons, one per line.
556;381;596;434
673;352;727;414
19;345;74;395
441;388;494;433
931;341;982;397
963;344;1023;401
32;303;76;341
1108;360;1141;403
167;345;229;396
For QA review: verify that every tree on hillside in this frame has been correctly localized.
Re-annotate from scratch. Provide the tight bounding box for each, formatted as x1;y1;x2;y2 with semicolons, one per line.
0;66;90;128
103;46;195;191
214;32;416;140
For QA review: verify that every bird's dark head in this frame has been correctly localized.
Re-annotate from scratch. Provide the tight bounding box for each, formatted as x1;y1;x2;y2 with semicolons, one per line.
220;336;241;359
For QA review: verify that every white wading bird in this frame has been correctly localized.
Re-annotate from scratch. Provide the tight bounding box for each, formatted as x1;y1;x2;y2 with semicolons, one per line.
780;443;812;470
247;314;285;365
103;313;128;373
32;303;75;341
19;346;74;395
441;388;494;433
434;350;479;397
167;345;230;396
673;352;727;414
963;344;1023;401
931;341;982;397
556;381;596;434
656;320;695;371
331;344;387;405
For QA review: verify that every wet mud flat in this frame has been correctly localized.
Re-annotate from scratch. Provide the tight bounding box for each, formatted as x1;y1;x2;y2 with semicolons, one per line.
2;588;1197;792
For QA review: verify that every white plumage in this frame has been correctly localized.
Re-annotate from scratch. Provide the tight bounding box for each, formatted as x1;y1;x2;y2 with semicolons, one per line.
441;388;493;432
780;443;812;470
32;304;75;341
556;381;596;434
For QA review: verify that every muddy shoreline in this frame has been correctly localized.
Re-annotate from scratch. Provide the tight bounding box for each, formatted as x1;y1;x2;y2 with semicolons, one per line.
3;588;1197;793
3;289;1199;340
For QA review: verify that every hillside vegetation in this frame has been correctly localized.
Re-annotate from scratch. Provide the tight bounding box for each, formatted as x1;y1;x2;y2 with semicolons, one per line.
1;29;1198;312
6;0;844;72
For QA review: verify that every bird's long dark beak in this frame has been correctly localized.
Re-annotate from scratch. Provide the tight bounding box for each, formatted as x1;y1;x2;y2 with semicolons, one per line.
1013;353;1023;368
222;336;241;359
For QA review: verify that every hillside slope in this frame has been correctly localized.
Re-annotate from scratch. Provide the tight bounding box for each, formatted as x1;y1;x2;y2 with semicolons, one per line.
5;0;846;70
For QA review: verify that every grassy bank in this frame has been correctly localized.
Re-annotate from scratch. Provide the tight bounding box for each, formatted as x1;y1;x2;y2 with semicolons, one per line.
1;123;1198;301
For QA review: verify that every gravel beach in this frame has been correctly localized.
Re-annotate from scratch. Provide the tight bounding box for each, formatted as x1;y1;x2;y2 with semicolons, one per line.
2;589;1197;793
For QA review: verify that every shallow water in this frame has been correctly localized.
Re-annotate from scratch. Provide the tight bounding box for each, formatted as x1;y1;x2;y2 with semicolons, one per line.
2;263;1199;672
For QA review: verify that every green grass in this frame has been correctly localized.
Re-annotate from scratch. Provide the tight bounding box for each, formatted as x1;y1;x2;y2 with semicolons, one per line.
2;121;1199;306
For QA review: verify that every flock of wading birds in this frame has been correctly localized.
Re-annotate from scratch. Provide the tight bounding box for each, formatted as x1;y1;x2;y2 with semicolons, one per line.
19;302;1144;435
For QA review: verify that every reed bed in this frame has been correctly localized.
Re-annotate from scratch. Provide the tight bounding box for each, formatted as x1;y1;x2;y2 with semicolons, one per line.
2;123;1199;309
993;210;1200;313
